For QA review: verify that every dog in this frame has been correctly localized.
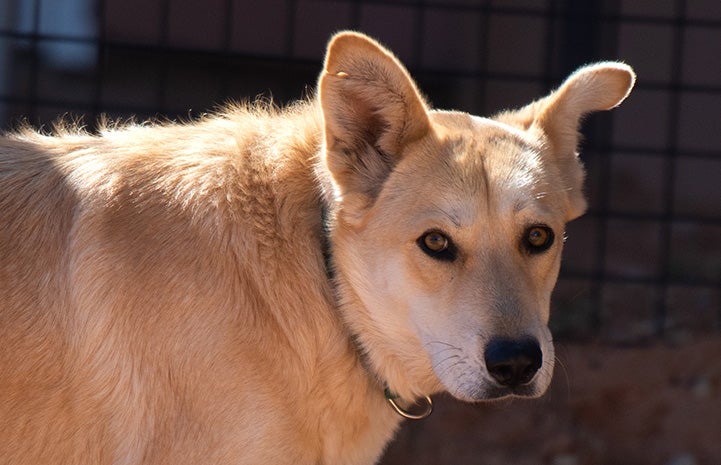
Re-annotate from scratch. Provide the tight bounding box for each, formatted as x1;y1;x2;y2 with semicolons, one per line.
0;31;634;464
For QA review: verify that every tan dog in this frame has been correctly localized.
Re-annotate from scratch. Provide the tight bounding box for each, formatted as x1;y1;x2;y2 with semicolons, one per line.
0;32;634;464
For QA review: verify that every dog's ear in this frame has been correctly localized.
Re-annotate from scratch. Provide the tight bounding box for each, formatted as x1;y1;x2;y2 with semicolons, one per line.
499;62;636;220
319;32;430;209
533;62;635;156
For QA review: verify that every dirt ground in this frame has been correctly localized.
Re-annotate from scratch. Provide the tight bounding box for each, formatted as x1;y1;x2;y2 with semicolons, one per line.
381;337;721;465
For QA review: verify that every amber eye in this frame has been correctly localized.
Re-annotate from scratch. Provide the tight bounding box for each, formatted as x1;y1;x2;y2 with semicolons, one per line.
523;225;554;253
424;232;448;252
417;230;456;261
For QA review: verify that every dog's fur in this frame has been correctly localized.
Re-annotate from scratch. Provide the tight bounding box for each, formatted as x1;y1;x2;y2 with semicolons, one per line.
0;32;634;464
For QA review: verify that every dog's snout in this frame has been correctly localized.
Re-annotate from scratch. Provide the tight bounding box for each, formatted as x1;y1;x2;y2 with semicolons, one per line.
484;338;542;388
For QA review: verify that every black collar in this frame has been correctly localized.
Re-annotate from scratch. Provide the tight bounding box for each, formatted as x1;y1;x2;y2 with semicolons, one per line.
319;203;335;282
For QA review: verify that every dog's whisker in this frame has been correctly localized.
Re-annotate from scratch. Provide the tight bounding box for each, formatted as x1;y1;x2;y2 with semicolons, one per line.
432;354;467;380
553;354;571;400
423;340;462;351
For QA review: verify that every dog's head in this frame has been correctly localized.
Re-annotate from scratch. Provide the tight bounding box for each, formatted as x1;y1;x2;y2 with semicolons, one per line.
318;32;635;402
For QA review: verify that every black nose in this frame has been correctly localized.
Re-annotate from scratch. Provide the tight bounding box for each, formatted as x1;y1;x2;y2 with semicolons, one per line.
484;338;543;388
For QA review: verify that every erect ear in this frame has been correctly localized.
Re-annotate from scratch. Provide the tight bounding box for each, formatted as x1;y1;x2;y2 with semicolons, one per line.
498;62;636;221
318;31;430;205
533;62;635;156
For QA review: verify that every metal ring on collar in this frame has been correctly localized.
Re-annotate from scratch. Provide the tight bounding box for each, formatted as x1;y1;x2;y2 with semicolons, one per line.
384;388;433;420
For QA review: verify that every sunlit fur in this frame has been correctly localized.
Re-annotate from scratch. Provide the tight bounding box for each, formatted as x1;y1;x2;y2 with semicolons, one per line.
0;32;634;464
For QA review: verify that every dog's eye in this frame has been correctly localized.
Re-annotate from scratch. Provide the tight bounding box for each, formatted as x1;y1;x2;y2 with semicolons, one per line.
417;231;456;261
424;232;447;252
523;225;554;253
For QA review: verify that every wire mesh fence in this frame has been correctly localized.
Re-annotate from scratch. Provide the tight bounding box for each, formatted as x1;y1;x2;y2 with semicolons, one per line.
1;0;719;344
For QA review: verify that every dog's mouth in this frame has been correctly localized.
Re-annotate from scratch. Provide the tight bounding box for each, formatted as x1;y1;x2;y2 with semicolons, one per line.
446;378;545;403
475;383;542;401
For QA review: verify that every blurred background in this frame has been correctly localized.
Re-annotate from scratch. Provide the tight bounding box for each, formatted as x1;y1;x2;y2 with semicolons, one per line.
1;0;719;464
